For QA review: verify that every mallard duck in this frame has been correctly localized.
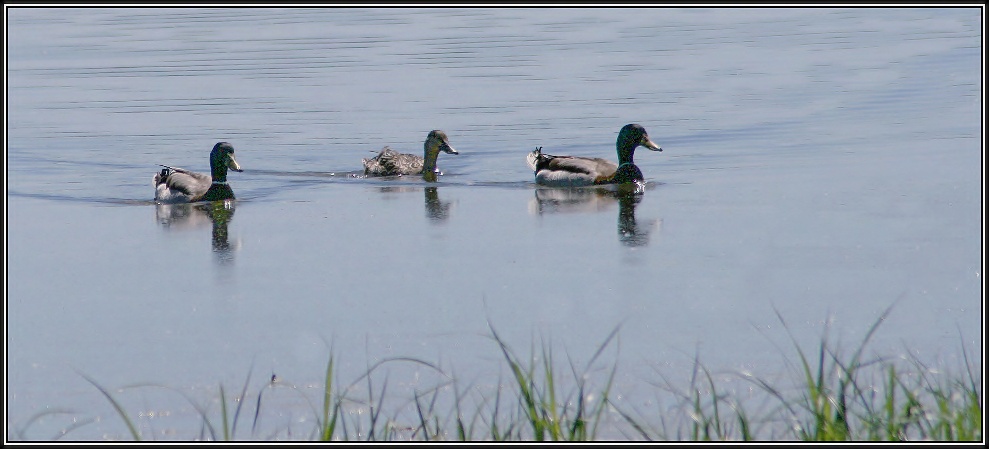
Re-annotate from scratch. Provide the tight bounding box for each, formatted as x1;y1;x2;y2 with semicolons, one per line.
362;130;458;181
153;141;243;204
526;124;661;187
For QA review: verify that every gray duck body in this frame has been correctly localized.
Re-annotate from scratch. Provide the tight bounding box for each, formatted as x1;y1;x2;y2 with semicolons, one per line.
154;142;243;204
526;124;661;187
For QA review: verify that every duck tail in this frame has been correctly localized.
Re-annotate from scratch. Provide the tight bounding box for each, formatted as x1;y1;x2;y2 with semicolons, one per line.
526;146;543;171
154;168;168;186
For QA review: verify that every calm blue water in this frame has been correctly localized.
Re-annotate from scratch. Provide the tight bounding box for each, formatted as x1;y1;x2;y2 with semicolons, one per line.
6;7;983;441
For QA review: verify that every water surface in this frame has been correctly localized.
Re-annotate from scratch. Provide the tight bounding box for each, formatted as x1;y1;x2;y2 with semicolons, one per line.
5;7;982;441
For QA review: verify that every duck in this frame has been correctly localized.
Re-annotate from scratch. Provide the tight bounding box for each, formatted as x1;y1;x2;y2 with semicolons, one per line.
154;141;243;204
362;130;458;182
526;124;662;187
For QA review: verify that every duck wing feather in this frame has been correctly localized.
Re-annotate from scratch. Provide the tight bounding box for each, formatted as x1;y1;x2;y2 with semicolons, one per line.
543;156;618;178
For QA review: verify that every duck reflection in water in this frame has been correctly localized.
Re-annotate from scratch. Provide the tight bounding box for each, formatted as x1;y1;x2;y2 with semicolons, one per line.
529;184;660;247
375;186;454;223
423;187;452;222
155;199;239;263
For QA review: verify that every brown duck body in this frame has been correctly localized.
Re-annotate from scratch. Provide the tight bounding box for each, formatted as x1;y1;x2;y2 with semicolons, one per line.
363;147;429;176
363;130;458;181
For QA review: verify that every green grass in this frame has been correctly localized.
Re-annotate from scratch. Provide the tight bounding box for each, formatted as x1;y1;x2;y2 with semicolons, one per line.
13;309;983;442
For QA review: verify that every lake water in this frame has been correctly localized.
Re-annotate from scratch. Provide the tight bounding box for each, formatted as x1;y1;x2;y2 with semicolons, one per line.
5;7;983;441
